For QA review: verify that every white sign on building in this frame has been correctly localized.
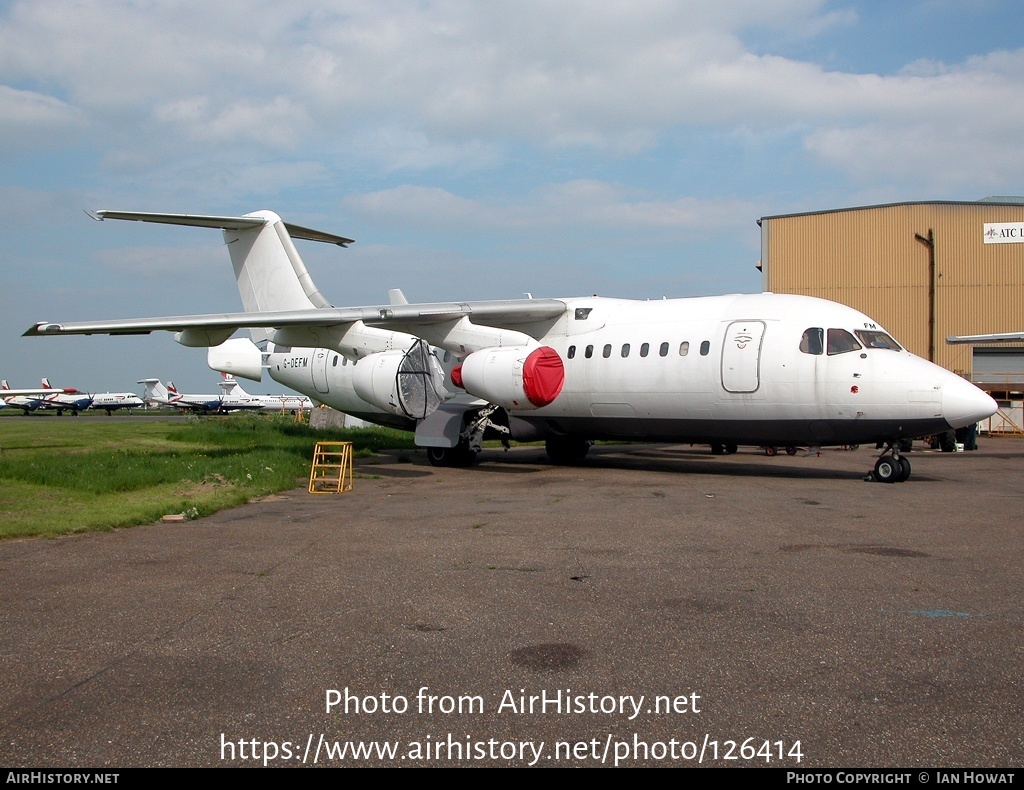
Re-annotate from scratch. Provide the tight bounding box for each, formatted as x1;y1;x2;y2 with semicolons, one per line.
983;222;1024;244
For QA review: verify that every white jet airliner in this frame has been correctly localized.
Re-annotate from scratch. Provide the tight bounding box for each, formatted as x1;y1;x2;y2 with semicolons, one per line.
1;380;71;413
26;210;996;483
90;392;146;414
218;376;314;414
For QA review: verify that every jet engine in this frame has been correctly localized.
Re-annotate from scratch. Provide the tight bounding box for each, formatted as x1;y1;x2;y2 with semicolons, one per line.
207;337;264;382
352;339;447;419
454;345;564;410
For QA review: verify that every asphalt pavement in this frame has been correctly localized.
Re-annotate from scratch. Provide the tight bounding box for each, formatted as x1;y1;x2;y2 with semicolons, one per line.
1;439;1021;767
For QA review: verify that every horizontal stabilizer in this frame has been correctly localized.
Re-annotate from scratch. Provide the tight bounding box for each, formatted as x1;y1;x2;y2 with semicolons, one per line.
89;210;354;247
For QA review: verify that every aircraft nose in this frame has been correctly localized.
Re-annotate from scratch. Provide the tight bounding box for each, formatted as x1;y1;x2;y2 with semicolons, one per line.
941;373;997;429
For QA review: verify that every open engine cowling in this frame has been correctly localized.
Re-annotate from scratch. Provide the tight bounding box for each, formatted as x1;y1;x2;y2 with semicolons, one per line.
352;340;446;419
457;345;564;410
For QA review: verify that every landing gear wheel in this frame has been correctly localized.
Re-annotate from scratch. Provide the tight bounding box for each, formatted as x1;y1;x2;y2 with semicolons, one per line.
874;456;901;483
724;444;738;455
426;443;479;468
710;443;724;455
897;455;912;482
785;446;797;456
764;446;778;457
545;437;591;465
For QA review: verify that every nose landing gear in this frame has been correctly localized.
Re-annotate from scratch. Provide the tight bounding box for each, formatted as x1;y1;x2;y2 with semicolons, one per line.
871;445;911;483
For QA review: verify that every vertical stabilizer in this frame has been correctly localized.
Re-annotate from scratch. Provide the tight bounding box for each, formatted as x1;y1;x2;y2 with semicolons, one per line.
222;211;332;315
92;210;353;347
138;378;169;405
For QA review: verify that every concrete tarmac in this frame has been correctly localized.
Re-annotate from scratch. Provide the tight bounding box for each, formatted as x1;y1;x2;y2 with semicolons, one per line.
1;439;1022;767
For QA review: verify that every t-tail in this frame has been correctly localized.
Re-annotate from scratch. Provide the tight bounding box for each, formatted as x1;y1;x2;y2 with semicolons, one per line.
138;378;169;405
90;210;352;346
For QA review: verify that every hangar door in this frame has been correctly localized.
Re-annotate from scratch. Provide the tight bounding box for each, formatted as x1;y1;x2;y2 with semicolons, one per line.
721;321;765;393
972;348;1024;387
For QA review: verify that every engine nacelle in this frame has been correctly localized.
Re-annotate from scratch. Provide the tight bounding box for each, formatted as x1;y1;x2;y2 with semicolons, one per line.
207;337;264;382
352;340;447;419
458;345;564;410
175;327;236;348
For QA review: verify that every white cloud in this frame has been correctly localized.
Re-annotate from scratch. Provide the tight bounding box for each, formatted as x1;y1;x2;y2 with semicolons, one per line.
0;1;1022;196
93;244;225;276
342;181;759;233
0;85;84;147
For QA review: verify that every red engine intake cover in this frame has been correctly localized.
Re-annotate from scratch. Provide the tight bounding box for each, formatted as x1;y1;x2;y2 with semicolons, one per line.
522;346;564;407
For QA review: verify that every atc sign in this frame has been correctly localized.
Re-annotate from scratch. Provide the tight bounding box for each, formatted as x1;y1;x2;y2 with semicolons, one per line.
983;222;1024;244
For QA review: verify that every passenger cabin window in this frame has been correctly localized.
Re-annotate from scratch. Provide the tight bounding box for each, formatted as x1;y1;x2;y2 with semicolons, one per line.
567;345;576;359
800;327;824;355
332;355;338;367
679;341;689;356
621;344;630;358
585;345;594;359
603;344;612;358
855;330;902;351
700;341;710;356
640;343;650;357
827;328;863;355
443;350;452;363
659;342;669;357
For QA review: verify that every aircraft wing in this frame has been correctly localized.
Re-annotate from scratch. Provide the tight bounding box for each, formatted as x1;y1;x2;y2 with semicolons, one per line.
946;332;1024;344
25;299;568;338
1;388;68;396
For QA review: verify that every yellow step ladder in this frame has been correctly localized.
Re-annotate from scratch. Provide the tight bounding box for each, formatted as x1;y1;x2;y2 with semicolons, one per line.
308;441;354;494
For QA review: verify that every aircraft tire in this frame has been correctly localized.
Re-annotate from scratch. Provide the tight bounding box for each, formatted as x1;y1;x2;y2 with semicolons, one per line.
710;443;724;455
785;446;797;455
873;456;901;483
724;444;738;454
426;443;478;468
545;437;590;465
427;447;453;467
897;456;912;482
764;446;778;457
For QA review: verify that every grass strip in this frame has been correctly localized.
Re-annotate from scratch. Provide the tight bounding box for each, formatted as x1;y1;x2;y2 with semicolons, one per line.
0;414;415;539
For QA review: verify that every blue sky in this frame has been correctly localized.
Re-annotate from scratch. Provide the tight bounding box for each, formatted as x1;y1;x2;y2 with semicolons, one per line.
2;0;1023;392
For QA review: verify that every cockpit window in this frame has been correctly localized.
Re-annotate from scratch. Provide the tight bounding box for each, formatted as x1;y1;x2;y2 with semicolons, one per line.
855;330;902;351
800;327;824;355
827;328;863;355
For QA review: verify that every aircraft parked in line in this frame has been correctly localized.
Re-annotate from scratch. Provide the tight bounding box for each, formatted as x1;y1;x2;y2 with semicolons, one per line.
28;210;997;482
37;377;94;416
90;392;146;415
1;380;70;413
218;376;314;414
139;378;261;414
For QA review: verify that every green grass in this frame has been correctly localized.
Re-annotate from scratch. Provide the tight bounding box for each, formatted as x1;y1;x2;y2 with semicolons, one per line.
0;415;415;539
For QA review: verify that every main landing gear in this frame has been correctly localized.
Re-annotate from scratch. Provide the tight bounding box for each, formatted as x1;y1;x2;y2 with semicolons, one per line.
871;444;911;483
426;441;478;467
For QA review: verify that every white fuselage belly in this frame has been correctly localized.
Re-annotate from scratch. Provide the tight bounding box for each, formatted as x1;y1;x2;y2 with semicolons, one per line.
266;293;978;446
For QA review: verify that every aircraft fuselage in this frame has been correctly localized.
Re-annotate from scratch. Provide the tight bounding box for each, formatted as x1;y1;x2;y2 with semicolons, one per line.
266;293;991;448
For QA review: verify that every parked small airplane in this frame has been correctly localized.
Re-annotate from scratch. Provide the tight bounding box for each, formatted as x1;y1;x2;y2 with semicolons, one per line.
90;391;146;415
28;209;997;482
139;378;261;414
1;380;70;413
36;377;94;416
219;376;314;413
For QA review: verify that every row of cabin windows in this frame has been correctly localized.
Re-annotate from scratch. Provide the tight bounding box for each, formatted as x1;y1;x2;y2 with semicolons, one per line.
566;340;711;360
799;328;902;356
